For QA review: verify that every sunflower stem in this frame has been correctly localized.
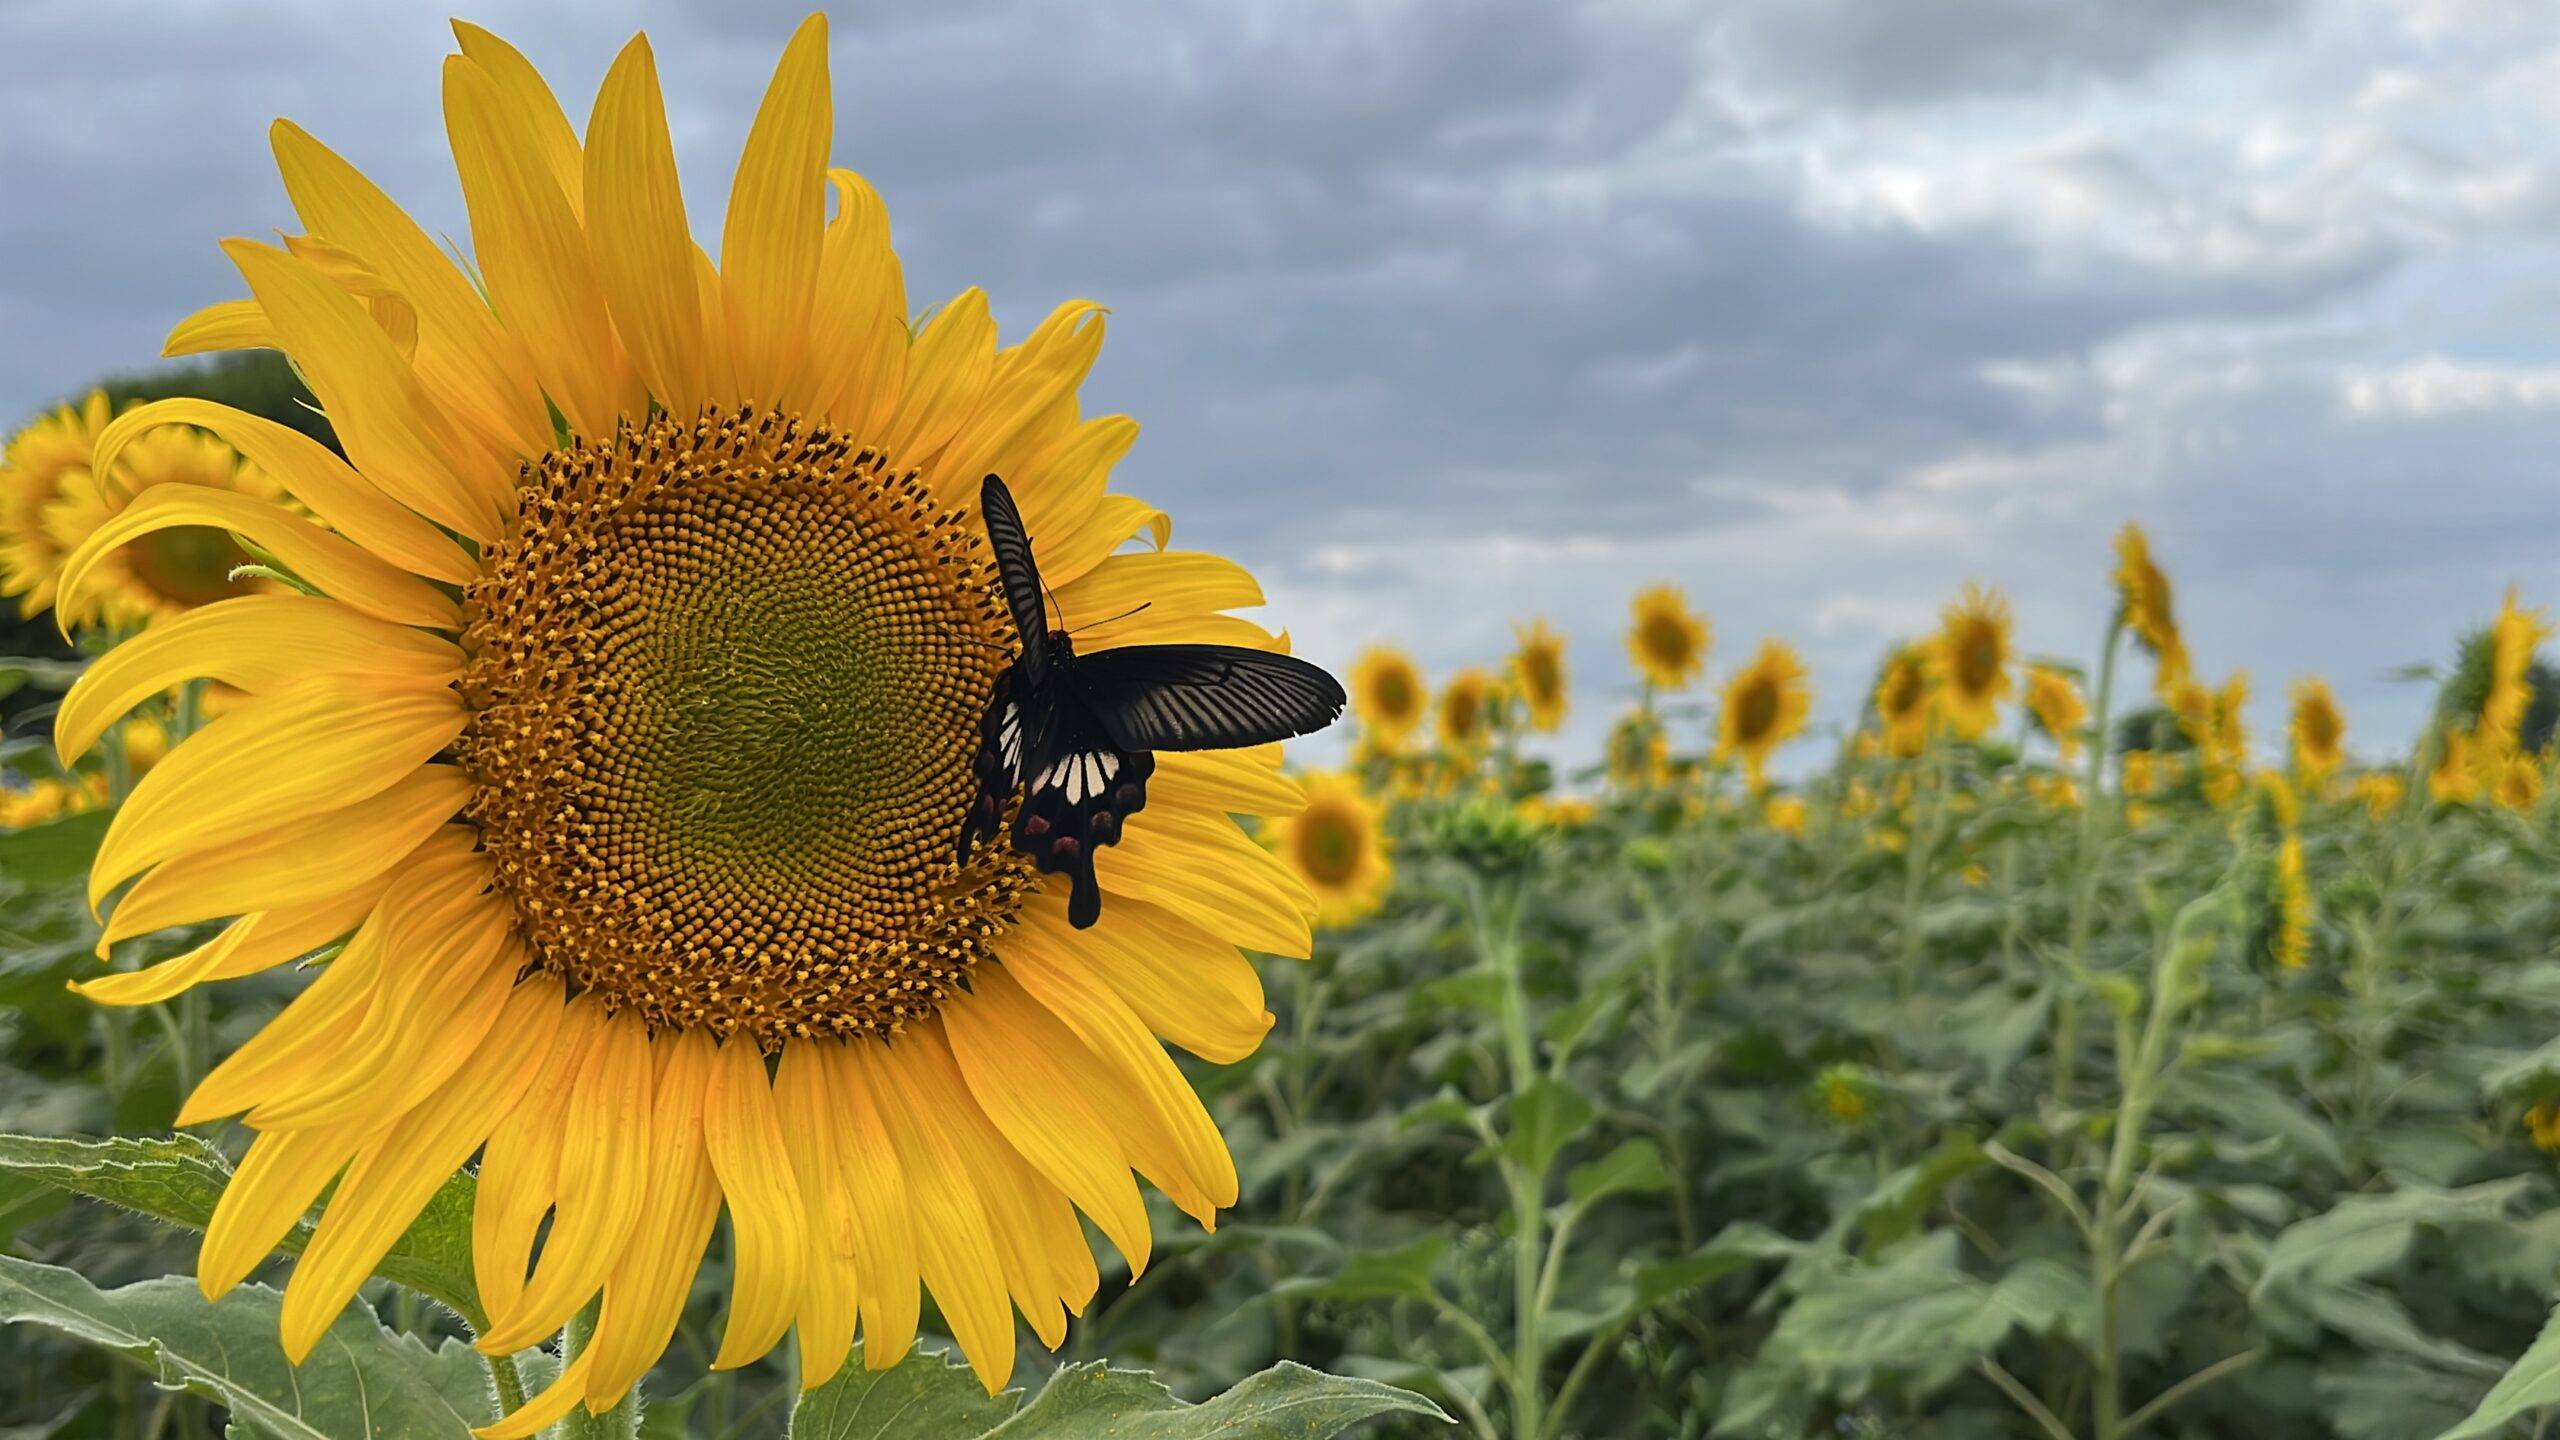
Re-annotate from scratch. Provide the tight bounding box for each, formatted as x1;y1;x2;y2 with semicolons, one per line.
2051;616;2123;1140
482;1349;528;1420
556;1308;641;1440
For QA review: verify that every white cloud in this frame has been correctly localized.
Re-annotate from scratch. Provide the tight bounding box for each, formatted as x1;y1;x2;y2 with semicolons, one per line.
2338;357;2560;418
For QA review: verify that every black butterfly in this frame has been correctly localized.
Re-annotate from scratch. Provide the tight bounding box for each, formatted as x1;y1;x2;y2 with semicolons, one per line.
957;475;1346;928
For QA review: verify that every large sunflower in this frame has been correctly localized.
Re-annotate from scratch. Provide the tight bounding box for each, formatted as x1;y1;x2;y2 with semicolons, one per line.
1929;583;2012;740
1;392;114;618
1871;643;1933;759
1350;645;1426;751
2288;677;2345;793
1509;619;1569;733
1626;583;1709;692
59;19;1312;1434
1716;638;1811;792
1262;771;1392;927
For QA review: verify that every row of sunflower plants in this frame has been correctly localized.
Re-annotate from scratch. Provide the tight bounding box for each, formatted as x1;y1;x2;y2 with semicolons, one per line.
1079;551;2560;1439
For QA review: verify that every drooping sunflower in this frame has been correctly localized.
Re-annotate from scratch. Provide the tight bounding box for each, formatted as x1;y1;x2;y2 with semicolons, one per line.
1929;584;2013;740
2023;663;2086;762
2479;588;2550;761
59;19;1312;1433
1871;644;1933;759
1;392;114;618
45;422;283;631
1716;639;1811;793
2112;523;2188;686
1626;583;1710;692
1349;645;1426;752
1509;619;1569;734
1261;771;1391;928
2288;678;2346;794
1439;666;1498;756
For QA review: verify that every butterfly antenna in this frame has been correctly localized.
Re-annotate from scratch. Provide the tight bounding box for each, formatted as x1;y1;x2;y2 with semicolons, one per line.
1068;601;1153;636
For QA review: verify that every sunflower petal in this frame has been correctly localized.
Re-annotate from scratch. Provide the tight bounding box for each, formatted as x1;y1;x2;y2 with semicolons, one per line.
164;299;278;357
198;1121;374;1299
1096;806;1313;959
814;1045;921;1366
1056;551;1260;636
585;35;710;415
703;1039;809;1371
99;764;467;947
73;878;388;1008
721;13;830;403
876;289;993;471
771;1045;857;1387
450;22;586;218
845;1038;1013;1390
472;998;603;1324
91;680;464;910
800;170;906;436
583;1029;722;1408
937;303;1104;506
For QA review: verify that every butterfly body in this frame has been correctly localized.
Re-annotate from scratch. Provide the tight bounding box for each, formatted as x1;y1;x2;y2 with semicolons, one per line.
958;476;1345;927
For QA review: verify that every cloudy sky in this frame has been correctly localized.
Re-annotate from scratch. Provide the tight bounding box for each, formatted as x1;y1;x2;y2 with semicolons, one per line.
6;0;2559;772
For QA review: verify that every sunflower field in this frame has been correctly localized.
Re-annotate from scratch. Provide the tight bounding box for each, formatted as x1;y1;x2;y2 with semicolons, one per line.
8;15;2560;1440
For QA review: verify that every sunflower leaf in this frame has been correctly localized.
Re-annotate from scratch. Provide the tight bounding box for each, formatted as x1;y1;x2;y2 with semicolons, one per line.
0;1131;484;1327
0;1253;493;1440
786;1345;1447;1439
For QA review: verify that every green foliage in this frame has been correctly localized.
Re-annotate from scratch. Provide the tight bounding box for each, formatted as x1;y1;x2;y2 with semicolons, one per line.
790;1349;1447;1439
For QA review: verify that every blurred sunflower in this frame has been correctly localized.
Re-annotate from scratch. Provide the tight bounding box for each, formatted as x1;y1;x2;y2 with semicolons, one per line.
1;392;114;618
1509;619;1569;733
59;19;1313;1431
46;423;283;631
0;773;110;828
2024;663;2086;761
2022;772;2079;809
2529;1104;2560;1155
1263;771;1392;927
2352;771;2404;821
2288;678;2345;794
2273;834;2312;970
1764;794;1808;836
1516;793;1595;831
2203;672;2251;808
1716;639;1811;793
1626;584;1710;692
2478;588;2550;766
1929;584;2013;740
2431;727;2479;804
2494;751;2544;812
2112;523;2188;685
1349;645;1426;752
1439;666;1498;756
1605;711;1671;791
1872;644;1933;759
2121;749;2164;798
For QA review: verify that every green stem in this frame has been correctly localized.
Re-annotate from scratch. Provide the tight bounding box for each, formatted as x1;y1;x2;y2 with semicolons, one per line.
1476;877;1545;1440
484;1350;529;1421
556;1308;641;1440
2052;618;2124;1129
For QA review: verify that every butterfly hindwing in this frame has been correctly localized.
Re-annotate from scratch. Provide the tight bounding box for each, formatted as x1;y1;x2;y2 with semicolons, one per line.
957;661;1033;865
979;476;1051;686
1073;643;1348;752
1012;696;1154;928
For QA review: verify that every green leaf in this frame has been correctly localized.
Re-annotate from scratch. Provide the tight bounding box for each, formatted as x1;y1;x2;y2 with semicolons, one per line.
1495;1079;1594;1175
1855;1131;1984;1250
0;1254;493;1440
1285;1234;1449;1304
0;809;112;890
989;1360;1449;1437
0;655;86;701
1566;1138;1671;1206
2436;1301;2560;1438
2257;1180;2525;1296
788;1347;1447;1438
1623;1222;1801;1316
0;1131;484;1326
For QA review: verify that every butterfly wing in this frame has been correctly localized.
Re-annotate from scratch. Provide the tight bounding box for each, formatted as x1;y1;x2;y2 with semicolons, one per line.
979;475;1051;685
1011;691;1154;928
1071;644;1347;752
956;661;1036;865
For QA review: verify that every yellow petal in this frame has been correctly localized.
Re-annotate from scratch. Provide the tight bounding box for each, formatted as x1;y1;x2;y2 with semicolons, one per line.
1032;493;1167;594
875;289;993;470
937;303;1105;507
703;1039;808;1371
450;22;587;219
584;34;710;415
272;118;554;460
943;970;1151;1275
55;485;462;636
1097;807;1313;959
1002;902;1244;1215
1010;415;1134;571
99;764;467;947
58;595;455;763
444;54;638;440
279;978;562;1361
73;878;387;1008
221;239;502;539
1152;750;1307;820
93;399;479;587
474;1348;597;1440
164;299;278;356
198;1121;372;1299
814;1045;921;1366
1028;892;1267;1063
583;1029;722;1409
1055;551;1260;636
91;680;464;909
472;997;604;1324
800;170;907;436
477;1007;655;1351
844;1038;1014;1391
720;13;830;403
770;1045;857;1385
